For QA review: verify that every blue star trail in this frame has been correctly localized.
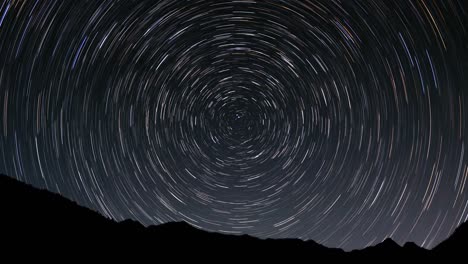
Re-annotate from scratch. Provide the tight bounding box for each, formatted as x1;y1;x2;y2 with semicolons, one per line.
0;0;467;250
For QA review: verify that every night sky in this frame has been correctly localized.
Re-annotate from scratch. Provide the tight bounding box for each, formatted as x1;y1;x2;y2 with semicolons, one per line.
0;0;467;250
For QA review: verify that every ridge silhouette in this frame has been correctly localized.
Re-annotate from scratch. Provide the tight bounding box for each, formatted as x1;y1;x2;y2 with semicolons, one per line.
0;174;464;260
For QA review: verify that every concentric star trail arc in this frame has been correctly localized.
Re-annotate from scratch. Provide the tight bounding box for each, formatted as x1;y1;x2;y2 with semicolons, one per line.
0;0;467;250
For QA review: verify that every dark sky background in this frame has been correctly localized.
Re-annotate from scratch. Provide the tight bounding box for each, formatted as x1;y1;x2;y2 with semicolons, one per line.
0;0;467;250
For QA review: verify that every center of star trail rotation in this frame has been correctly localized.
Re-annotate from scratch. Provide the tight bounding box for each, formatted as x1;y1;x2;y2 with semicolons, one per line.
0;0;467;250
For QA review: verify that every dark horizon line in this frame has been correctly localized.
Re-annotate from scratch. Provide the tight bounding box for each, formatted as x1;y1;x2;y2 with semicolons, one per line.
0;172;464;254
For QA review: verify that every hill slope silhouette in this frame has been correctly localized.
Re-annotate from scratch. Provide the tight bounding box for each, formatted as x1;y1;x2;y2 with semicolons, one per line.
0;173;464;260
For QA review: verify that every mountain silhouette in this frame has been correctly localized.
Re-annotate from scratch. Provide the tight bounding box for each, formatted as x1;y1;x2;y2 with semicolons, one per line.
0;173;464;260
432;218;468;255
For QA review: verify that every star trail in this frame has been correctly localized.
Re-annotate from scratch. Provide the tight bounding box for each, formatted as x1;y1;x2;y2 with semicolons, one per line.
0;0;467;250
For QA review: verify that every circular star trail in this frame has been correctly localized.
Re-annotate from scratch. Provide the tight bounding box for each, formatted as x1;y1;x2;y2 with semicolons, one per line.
0;0;467;250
